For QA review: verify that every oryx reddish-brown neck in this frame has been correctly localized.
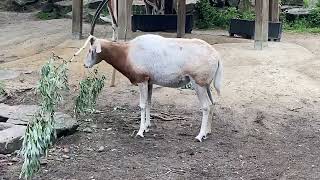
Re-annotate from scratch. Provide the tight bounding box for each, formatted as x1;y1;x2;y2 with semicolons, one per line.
98;40;149;84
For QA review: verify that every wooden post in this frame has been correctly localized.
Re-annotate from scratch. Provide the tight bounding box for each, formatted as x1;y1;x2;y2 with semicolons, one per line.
72;0;83;39
254;0;269;50
269;0;279;22
127;0;133;38
110;0;118;87
110;0;132;87
177;0;186;38
118;0;132;40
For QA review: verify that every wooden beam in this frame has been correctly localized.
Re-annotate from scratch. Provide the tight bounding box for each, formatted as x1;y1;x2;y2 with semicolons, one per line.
254;0;269;50
177;0;186;38
269;0;279;22
72;0;83;39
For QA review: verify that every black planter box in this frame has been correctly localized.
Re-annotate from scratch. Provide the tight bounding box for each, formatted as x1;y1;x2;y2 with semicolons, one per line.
229;19;283;41
132;14;193;33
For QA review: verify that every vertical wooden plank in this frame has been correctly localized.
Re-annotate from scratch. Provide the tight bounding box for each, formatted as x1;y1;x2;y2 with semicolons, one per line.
127;0;133;39
269;0;279;22
72;0;83;39
177;0;186;38
110;0;133;87
110;0;118;87
118;0;132;40
254;0;269;50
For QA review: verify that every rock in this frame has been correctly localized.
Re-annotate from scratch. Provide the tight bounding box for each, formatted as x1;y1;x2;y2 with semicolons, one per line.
62;154;70;159
0;104;79;136
41;1;57;13
11;157;19;162
54;112;79;136
286;7;311;15
286;8;311;21
54;0;72;13
82;127;93;133
0;103;79;154
100;16;113;24
0;104;38;124
13;0;38;6
40;159;49;165
62;147;70;153
87;0;103;9
0;70;20;81
228;0;240;7
97;146;105;152
0;123;26;154
90;124;98;129
282;0;303;6
23;70;33;75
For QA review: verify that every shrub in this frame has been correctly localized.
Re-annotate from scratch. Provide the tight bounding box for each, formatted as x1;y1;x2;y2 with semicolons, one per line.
195;0;255;29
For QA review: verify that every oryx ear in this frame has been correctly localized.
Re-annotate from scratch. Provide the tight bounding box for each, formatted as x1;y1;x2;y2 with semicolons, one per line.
95;39;101;53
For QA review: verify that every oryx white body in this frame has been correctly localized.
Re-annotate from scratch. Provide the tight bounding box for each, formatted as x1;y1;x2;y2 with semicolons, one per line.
83;34;223;142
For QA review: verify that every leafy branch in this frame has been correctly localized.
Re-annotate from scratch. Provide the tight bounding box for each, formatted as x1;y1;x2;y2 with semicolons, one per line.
20;54;69;179
20;53;106;179
75;69;106;116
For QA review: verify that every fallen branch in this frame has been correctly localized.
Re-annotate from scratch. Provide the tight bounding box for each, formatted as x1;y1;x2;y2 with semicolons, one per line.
151;113;188;121
288;107;303;112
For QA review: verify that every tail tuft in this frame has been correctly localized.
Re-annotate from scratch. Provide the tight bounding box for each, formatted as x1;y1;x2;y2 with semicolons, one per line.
213;60;223;96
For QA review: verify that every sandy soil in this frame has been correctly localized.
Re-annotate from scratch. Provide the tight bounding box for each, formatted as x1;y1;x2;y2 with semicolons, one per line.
1;11;320;180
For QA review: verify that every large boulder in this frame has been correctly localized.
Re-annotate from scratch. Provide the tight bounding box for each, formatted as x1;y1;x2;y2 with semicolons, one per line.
0;104;79;137
0;70;20;81
282;0;304;6
53;0;72;13
0;104;79;154
13;0;38;6
0;123;26;154
87;0;103;9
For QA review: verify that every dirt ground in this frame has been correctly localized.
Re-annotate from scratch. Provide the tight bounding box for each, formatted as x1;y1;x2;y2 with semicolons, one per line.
1;11;320;180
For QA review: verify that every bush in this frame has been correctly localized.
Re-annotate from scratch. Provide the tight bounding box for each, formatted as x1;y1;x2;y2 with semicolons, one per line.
309;7;320;27
195;0;255;29
283;7;320;33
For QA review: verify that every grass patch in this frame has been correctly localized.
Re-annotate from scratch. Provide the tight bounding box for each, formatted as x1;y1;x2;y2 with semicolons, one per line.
36;11;61;20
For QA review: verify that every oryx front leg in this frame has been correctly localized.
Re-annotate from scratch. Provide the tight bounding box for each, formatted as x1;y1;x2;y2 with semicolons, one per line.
193;84;212;142
137;82;148;137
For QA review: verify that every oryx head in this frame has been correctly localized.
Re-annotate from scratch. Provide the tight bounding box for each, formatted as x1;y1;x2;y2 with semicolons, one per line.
83;36;103;68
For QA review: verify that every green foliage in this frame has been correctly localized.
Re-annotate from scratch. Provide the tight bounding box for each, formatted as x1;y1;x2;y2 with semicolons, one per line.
36;11;61;20
101;7;110;17
75;69;105;116
309;7;320;26
195;0;255;29
283;7;320;33
20;54;69;180
0;81;5;96
304;0;310;7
